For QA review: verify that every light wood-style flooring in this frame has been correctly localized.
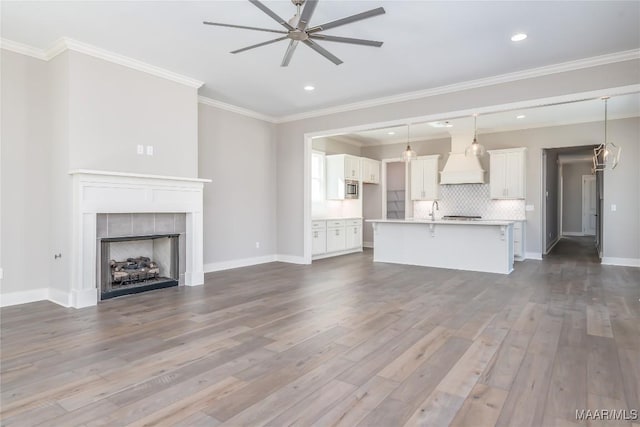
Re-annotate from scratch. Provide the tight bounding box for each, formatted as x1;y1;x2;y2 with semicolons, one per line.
1;237;639;426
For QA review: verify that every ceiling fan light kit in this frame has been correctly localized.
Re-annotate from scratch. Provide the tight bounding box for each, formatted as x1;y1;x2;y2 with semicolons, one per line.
204;0;385;67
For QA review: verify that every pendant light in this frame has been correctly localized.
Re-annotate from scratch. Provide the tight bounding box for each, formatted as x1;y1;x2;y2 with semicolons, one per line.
465;114;486;157
402;123;417;162
593;96;622;171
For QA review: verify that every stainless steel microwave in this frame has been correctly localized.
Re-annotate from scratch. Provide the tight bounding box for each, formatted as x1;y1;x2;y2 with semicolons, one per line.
345;179;359;199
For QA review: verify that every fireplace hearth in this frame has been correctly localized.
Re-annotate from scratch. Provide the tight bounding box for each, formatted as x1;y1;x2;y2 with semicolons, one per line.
100;234;179;300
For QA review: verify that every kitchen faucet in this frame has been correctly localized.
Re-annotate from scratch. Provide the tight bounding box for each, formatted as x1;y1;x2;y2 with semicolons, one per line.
430;200;439;221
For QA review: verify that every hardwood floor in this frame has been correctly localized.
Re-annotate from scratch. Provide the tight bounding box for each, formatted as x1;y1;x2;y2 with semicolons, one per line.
1;237;639;426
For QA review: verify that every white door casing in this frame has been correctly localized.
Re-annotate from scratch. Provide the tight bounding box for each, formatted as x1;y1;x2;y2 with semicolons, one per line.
582;175;597;235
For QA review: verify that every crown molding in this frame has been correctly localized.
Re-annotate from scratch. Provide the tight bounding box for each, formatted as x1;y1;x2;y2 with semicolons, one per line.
1;37;204;89
0;38;48;60
198;96;277;123
275;49;640;123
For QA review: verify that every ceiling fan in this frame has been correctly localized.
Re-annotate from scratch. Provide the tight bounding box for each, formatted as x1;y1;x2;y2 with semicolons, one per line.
203;0;385;66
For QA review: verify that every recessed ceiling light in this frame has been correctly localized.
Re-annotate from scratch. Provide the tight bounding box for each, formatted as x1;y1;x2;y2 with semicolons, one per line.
304;85;315;91
516;114;526;119
511;33;527;42
387;131;396;135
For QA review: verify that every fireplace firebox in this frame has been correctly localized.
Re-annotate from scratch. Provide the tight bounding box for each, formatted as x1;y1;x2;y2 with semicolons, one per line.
100;234;179;300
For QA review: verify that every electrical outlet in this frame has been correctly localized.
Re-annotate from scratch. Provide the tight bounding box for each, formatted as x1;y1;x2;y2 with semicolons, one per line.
146;145;154;156
611;204;617;212
255;242;260;249
136;144;144;155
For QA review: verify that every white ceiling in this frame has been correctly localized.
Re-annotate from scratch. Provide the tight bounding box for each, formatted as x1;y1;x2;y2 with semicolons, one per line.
327;92;640;145
2;1;639;117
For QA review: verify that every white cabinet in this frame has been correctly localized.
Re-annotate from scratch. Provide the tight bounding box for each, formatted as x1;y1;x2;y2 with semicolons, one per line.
513;221;525;260
311;218;362;258
410;155;440;201
488;148;526;199
311;221;327;255
361;158;380;184
326;154;361;199
345;219;362;249
326;220;347;253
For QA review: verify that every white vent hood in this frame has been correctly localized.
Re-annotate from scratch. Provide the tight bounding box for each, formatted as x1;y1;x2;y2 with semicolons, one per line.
440;132;485;184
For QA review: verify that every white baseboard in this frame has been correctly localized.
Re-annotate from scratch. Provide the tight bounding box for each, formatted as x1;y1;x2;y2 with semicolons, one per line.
0;288;48;307
312;248;363;261
204;255;278;273
601;257;640;267
562;232;585;237
48;288;72;307
525;252;543;260
276;254;308;264
363;241;374;249
71;288;97;308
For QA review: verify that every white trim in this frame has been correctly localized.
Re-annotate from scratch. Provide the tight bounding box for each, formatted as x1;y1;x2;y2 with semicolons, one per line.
1;37;204;88
312;248;363;260
204;255;278;273
363;241;374;248
601;257;640;267
198;96;277;123
68;169;211;183
525;252;543;260
562;231;586;237
0;288;49;307
545;236;561;255
48;288;72;307
276;254;308;264
303;135;313;264
0;39;48;60
276;50;640;123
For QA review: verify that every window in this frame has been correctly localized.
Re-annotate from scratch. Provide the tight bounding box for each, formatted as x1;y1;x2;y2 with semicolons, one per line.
311;151;325;202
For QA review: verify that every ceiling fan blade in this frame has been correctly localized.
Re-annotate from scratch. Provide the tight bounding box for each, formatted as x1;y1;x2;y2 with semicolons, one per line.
307;7;385;33
297;0;318;31
308;34;383;47
231;36;288;54
249;0;295;31
203;21;287;35
302;39;343;65
281;40;299;67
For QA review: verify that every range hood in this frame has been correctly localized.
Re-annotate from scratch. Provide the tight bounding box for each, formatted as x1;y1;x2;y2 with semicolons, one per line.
440;132;485;184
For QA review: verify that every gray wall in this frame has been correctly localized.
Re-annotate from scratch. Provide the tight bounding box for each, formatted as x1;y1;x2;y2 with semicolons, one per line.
563;162;594;234
312;137;361;156
275;58;640;259
0;50;52;295
198;103;277;265
1;49;201;301
545;150;559;251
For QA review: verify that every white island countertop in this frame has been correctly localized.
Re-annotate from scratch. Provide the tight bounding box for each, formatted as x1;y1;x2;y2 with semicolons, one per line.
366;218;514;226
367;219;515;274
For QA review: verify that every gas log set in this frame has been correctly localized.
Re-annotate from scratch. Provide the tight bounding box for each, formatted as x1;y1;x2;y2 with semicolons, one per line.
110;256;160;285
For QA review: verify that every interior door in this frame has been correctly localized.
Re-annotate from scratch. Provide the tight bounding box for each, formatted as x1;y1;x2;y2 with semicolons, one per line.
582;175;596;235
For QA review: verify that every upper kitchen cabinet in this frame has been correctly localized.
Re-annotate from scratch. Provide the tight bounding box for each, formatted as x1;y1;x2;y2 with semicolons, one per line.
361;158;381;184
410;155;440;201
326;154;361;199
488;148;527;199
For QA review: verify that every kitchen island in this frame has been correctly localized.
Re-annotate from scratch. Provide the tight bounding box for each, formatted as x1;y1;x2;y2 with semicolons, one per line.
366;219;515;274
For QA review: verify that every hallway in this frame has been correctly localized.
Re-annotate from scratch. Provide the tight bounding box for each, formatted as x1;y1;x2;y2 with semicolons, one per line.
546;236;600;264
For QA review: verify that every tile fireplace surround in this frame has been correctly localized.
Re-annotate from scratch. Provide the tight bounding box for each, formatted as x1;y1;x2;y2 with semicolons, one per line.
69;170;210;308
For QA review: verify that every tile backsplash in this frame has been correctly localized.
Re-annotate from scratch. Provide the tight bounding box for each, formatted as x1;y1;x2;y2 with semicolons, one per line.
414;184;526;220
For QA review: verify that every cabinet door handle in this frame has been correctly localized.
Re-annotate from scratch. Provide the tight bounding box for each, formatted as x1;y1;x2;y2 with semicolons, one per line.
313;231;317;238
353;228;357;234
335;229;339;236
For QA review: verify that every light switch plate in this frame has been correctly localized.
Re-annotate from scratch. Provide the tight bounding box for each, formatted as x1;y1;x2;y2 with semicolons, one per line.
525;204;534;211
146;145;154;156
611;204;617;211
136;144;144;155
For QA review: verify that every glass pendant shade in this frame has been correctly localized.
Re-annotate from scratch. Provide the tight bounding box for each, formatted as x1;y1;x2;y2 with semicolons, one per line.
465;114;485;157
593;97;622;171
403;145;417;162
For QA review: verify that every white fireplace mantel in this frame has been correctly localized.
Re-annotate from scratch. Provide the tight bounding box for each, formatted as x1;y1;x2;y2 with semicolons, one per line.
69;170;211;308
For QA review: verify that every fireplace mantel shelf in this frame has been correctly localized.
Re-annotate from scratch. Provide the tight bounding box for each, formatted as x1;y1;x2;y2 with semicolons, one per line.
69;169;212;183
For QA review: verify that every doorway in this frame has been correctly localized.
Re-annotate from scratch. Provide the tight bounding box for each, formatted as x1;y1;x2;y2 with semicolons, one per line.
582;175;597;236
385;161;406;219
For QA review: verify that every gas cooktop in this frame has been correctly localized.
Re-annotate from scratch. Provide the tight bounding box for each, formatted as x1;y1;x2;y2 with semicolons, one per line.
442;215;482;221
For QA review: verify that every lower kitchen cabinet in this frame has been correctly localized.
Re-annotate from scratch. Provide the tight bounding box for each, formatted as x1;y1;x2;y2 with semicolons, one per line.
312;218;362;259
312;220;327;255
513;221;525;260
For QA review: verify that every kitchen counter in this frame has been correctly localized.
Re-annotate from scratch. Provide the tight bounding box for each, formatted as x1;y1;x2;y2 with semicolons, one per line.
366;219;514;274
313;216;363;220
